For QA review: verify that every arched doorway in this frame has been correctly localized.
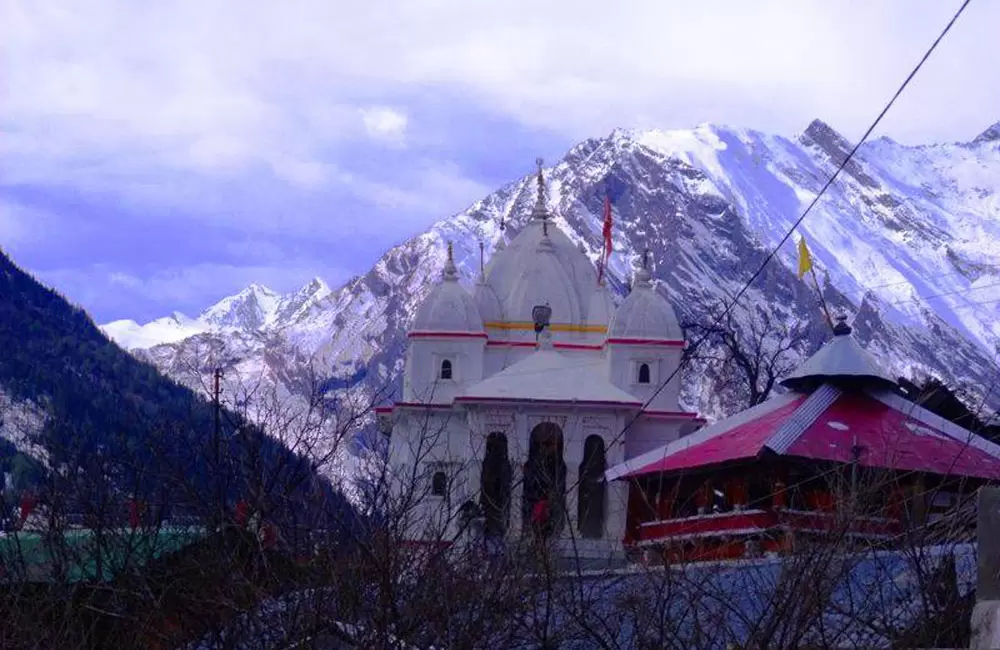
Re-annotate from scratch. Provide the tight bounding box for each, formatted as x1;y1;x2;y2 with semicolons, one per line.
523;422;567;539
578;435;607;539
480;432;512;537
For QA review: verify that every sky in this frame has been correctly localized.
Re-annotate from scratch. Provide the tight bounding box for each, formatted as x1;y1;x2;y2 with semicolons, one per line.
2;0;998;324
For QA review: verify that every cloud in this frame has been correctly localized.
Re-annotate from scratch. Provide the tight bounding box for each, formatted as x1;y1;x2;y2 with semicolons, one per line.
360;107;408;145
3;0;997;322
36;261;352;323
341;160;491;221
7;0;996;160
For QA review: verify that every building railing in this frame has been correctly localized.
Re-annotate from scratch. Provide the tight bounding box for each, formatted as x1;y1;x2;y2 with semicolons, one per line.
635;508;902;545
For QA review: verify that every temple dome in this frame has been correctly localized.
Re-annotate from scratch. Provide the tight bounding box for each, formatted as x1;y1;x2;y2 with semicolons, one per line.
412;243;484;333
473;278;504;333
505;226;582;324
609;254;682;341
586;283;616;327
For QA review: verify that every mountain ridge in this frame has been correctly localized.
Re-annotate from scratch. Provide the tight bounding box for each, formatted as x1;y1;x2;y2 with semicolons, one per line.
101;119;1000;425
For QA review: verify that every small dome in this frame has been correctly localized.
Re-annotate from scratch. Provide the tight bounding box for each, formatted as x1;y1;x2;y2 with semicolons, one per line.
609;251;682;341
474;279;504;328
586;283;615;328
412;243;485;333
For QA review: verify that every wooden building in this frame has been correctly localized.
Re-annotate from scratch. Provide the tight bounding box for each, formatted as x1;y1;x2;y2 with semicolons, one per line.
607;317;1000;563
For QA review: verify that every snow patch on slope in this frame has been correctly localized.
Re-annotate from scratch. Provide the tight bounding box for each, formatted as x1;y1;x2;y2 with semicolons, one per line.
0;388;49;464
103;312;207;350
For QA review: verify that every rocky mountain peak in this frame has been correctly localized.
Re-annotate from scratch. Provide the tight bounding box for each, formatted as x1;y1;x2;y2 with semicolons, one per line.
272;277;333;326
199;283;280;330
800;118;855;165
973;122;1000;145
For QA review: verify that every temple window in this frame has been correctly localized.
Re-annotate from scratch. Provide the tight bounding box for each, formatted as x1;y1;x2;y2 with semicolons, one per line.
439;359;453;380
431;471;449;497
637;363;651;384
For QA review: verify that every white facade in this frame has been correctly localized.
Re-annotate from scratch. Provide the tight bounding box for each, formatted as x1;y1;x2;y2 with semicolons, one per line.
380;165;701;560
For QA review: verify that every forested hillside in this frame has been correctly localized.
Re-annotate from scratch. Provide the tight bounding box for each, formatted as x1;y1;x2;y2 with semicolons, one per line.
0;249;356;534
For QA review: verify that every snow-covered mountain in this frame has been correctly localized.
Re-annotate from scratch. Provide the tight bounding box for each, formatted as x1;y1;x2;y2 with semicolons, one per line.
101;119;1000;427
103;277;332;350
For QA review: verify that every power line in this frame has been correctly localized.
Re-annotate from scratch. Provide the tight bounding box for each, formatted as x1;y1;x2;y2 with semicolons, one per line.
880;279;1000;308
833;268;987;299
846;269;971;294
606;0;974;451
950;296;1000;312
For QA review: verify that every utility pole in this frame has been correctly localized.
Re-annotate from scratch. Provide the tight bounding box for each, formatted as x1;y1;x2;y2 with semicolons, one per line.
212;367;223;528
213;367;222;442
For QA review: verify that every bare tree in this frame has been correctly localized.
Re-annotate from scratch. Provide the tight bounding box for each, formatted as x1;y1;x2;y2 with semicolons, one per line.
0;348;992;650
683;302;811;412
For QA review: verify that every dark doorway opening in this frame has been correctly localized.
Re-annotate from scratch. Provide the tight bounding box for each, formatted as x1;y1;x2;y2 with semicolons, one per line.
578;435;607;538
480;432;512;537
523;423;566;539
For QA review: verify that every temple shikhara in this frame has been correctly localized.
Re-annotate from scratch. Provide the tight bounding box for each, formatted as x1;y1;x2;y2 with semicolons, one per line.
377;161;1000;566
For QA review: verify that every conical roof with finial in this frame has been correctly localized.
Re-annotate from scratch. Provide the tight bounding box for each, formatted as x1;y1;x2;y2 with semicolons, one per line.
412;241;485;333
780;315;895;392
609;249;682;341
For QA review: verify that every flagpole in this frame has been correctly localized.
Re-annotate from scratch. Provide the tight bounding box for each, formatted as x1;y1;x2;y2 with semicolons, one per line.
798;236;834;333
809;266;835;332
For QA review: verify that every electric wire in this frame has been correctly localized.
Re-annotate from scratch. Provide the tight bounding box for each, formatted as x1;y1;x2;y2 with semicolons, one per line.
604;0;974;453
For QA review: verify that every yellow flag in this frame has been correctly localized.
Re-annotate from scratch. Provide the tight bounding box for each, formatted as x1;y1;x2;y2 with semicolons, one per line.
797;237;813;279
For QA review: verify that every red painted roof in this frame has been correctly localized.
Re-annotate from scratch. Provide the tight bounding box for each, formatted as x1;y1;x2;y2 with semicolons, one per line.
624;388;1000;481
628;396;807;475
787;392;1000;480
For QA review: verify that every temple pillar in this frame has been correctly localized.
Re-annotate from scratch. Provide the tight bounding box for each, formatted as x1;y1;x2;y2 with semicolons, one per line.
563;444;582;540
509;463;524;541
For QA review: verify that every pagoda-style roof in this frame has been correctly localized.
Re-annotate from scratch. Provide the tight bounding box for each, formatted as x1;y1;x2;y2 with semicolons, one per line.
608;386;1000;481
607;317;1000;481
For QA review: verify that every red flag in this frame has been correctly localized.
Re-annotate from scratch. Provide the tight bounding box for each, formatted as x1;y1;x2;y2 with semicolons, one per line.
235;500;249;527
128;499;141;529
597;196;613;284
19;493;36;525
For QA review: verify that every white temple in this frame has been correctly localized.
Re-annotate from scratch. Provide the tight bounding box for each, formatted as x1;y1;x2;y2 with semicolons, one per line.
377;161;703;561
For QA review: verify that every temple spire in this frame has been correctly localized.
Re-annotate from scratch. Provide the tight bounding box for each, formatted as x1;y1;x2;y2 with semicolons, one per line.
634;248;653;288
443;240;458;281
531;157;550;221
